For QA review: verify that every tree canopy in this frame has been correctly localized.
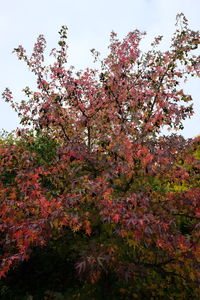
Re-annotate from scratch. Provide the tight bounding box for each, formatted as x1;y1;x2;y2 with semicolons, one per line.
0;13;200;299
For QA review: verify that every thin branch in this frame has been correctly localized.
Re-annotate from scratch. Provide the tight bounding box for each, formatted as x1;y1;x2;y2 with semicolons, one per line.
60;123;70;141
87;125;91;151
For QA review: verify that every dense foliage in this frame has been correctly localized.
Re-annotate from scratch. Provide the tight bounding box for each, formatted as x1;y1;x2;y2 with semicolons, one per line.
0;14;200;299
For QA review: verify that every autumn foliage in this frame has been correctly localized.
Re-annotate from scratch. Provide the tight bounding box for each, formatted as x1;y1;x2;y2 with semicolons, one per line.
1;14;200;298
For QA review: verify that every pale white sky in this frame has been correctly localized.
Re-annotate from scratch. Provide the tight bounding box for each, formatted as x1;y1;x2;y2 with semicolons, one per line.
0;0;199;137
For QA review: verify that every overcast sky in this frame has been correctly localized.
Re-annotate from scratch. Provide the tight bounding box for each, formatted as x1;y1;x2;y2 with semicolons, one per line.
0;0;199;138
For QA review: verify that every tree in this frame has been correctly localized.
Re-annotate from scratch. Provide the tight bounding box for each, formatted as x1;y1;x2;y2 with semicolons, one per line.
1;13;200;298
